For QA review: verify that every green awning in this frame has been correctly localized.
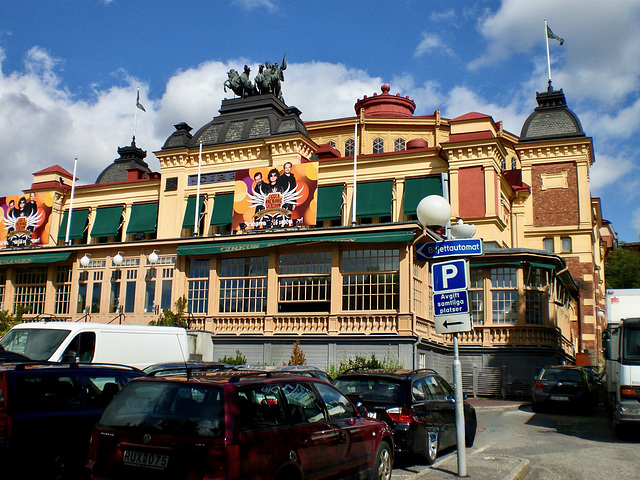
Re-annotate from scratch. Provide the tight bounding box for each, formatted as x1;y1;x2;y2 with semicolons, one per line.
403;176;443;216
0;251;72;265
177;229;416;256
356;180;393;218
90;206;123;238
526;262;555;270
126;202;159;235
57;209;90;240
210;193;234;226
316;185;344;222
182;196;206;229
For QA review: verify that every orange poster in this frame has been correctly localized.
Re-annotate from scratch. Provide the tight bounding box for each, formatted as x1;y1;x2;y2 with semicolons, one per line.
1;192;53;248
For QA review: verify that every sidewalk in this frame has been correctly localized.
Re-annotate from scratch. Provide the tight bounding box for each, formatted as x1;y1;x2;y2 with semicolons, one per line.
411;398;530;480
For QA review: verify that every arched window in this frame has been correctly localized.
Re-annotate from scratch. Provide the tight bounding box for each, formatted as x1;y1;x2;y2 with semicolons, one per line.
345;138;354;157
327;140;336;149
373;137;384;154
501;159;507;170
511;157;518;170
394;138;406;151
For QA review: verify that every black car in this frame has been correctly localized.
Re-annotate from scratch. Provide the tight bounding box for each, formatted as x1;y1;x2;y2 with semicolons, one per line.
531;365;599;413
0;362;144;479
334;368;477;464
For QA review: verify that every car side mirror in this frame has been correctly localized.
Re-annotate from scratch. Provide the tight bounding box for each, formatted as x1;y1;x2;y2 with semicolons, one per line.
62;350;78;363
358;405;368;417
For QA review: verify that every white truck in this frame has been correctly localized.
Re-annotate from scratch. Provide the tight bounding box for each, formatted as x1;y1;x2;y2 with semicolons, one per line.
602;289;640;437
0;322;190;370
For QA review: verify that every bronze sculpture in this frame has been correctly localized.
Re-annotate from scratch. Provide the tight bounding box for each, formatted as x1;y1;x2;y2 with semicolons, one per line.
224;55;287;101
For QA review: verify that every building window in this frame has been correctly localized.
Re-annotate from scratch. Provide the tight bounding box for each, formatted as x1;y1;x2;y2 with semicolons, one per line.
124;270;137;314
511;157;518;169
91;271;103;314
145;268;156;313
469;268;484;325
561;237;572;252
373;137;384;154
543;238;554;252
15;267;47;315
109;270;121;313
345;138;354;157
412;260;426;316
394;138;405;151
525;266;548;325
0;269;5;310
52;266;71;315
188;259;210;314
501;158;506;169
219;256;267;313
327;140;336;150
490;267;517;324
278;251;331;313
342;249;399;311
161;267;173;311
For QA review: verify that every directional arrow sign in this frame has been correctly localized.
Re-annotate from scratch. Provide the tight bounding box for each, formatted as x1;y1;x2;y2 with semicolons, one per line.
434;311;472;334
416;238;482;260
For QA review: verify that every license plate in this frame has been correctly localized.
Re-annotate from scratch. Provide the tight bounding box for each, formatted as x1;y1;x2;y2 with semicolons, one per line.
367;411;377;419
549;395;569;401
123;450;169;470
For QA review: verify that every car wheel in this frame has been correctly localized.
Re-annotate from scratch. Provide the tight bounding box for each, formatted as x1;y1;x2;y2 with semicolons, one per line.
422;429;439;465
369;440;392;480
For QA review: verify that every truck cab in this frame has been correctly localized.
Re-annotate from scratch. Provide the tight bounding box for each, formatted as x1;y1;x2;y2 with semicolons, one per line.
602;318;640;437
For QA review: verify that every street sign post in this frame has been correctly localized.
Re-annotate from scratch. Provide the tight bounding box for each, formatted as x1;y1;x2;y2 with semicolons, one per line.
431;259;472;335
415;238;482;260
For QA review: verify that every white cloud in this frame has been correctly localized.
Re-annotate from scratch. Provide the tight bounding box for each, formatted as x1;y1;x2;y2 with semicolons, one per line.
232;0;276;12
414;33;453;58
589;152;636;192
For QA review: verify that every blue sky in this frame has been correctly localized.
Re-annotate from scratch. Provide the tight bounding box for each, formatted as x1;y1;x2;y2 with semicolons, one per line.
1;0;639;242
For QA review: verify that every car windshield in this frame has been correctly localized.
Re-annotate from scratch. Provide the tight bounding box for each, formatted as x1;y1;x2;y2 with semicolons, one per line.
539;369;582;382
99;381;224;439
0;328;70;360
334;377;403;403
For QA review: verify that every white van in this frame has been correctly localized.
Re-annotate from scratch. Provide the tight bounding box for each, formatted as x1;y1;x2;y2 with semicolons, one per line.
0;322;189;370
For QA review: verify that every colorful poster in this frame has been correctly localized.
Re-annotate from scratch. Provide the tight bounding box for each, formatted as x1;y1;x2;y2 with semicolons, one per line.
1;192;53;248
233;162;318;231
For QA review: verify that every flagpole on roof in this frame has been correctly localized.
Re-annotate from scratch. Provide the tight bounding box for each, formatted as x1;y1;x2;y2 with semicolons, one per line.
64;157;77;245
545;20;552;87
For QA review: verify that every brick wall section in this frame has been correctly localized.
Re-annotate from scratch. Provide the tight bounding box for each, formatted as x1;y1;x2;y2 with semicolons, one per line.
565;257;599;352
532;162;578;227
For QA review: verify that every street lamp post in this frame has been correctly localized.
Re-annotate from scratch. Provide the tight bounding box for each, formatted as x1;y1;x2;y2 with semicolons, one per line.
416;195;467;477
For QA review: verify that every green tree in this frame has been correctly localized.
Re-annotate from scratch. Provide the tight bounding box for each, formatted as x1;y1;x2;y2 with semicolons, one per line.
289;340;307;365
604;246;640;289
219;350;247;365
0;304;32;337
328;352;402;379
149;296;188;328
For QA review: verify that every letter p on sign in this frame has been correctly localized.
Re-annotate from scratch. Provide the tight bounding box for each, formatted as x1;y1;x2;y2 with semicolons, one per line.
432;259;469;293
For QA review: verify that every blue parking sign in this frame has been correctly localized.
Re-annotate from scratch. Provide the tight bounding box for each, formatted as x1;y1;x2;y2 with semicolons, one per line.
431;259;469;293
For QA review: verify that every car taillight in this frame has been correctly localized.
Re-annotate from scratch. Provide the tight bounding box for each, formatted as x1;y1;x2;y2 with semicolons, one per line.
620;386;640;400
386;406;417;423
534;381;543;392
205;444;240;479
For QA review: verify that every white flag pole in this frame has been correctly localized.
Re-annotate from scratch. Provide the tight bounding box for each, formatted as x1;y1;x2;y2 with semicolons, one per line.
194;140;203;236
351;117;358;226
133;89;139;141
64;157;78;245
545;20;552;87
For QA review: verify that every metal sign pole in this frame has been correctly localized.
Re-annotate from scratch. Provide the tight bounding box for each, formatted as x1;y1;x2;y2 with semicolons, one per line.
453;332;466;476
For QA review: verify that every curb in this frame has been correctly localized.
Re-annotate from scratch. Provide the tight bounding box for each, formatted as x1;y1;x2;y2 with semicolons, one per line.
502;457;530;480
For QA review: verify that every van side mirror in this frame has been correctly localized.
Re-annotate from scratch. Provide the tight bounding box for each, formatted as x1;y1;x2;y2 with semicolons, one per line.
62;350;78;363
602;330;611;361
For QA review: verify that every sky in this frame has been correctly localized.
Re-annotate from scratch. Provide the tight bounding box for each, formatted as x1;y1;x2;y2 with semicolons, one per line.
0;0;639;242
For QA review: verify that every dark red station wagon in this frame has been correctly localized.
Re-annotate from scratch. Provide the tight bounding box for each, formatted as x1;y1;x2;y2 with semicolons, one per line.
87;370;394;480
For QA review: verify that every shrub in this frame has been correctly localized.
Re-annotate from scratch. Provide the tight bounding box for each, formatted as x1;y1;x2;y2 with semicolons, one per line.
219;350;247;365
149;296;188;328
289;340;307;365
328;352;402;378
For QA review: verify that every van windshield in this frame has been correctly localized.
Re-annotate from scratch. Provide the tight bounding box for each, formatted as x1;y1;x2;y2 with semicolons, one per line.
0;328;70;360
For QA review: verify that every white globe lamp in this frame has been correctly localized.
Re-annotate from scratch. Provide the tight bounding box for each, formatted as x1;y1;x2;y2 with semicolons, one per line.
416;195;451;228
80;254;91;267
113;252;124;266
148;250;159;264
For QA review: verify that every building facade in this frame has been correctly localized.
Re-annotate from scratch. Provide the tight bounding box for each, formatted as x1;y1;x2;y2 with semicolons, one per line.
0;80;609;395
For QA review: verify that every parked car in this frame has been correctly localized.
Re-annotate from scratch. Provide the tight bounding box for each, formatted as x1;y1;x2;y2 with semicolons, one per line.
531;365;599;413
87;371;393;480
0;362;145;479
333;368;477;464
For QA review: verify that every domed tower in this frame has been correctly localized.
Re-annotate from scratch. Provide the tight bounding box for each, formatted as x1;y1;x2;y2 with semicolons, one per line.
95;137;151;184
516;83;602;365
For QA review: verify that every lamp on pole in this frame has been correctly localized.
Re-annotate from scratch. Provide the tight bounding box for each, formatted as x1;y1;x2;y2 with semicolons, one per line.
416;194;467;477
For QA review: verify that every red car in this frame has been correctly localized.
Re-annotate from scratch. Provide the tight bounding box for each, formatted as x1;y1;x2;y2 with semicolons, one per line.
87;370;393;480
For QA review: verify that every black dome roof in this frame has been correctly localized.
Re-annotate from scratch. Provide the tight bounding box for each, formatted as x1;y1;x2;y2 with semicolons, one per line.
520;86;585;142
95;138;150;184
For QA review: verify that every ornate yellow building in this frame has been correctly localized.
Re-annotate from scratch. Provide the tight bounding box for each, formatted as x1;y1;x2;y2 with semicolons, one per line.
0;81;608;395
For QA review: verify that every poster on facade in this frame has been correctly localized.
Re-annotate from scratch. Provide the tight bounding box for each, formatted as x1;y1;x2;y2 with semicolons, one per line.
0;192;53;248
232;162;318;231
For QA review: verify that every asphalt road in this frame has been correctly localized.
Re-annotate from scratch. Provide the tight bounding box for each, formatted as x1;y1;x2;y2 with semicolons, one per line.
392;404;640;479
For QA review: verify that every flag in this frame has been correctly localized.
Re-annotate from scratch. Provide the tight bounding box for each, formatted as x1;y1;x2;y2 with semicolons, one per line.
546;25;564;45
136;89;146;112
